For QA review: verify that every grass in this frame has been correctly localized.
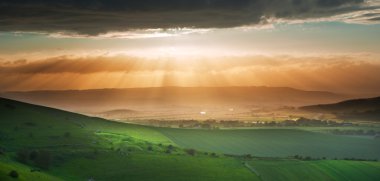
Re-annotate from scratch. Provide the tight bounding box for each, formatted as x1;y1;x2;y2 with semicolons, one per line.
0;157;63;181
0;98;258;180
1;97;380;181
247;159;380;181
0;98;173;151
51;153;259;181
157;128;380;159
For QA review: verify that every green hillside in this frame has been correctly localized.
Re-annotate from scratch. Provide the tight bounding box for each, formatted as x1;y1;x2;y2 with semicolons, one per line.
1;97;380;181
0;157;63;181
0;98;258;181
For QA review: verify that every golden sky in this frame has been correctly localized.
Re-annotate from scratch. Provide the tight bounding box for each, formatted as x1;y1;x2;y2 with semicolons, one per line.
1;53;380;95
0;0;379;95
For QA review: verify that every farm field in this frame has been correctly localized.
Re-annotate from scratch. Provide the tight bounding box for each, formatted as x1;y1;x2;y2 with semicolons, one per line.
247;159;380;181
157;127;380;159
1;98;380;180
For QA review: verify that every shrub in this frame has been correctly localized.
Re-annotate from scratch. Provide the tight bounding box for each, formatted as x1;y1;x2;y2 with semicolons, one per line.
167;145;174;150
245;154;252;159
304;156;312;161
9;170;18;178
185;149;196;156
147;146;153;151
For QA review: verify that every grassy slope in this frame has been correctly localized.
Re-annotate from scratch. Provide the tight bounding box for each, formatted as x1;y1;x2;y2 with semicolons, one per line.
158;128;380;159
0;98;258;181
248;159;380;181
0;98;172;150
1;98;380;181
0;157;63;181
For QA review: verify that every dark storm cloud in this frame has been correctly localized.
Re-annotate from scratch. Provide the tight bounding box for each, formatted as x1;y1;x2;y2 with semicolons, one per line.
0;0;378;35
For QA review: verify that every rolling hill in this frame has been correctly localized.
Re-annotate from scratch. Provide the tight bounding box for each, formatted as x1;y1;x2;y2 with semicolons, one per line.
1;97;380;181
301;96;380;121
0;86;346;113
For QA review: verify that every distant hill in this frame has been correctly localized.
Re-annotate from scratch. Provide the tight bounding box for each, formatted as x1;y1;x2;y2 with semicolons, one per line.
96;109;139;119
300;96;380;121
0;86;346;113
100;109;138;115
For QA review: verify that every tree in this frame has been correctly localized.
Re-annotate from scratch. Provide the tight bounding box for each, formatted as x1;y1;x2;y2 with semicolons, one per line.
9;170;19;178
167;145;174;150
304;156;312;161
185;149;196;156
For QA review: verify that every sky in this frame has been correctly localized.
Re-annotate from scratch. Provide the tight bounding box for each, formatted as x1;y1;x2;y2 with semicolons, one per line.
0;0;380;95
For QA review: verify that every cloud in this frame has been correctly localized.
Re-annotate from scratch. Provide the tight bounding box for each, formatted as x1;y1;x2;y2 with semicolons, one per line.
48;28;211;39
0;56;152;74
1;54;380;94
0;53;379;74
0;0;378;35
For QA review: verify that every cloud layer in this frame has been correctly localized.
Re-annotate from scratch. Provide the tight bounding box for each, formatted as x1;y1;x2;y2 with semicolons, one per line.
0;0;379;35
1;54;380;95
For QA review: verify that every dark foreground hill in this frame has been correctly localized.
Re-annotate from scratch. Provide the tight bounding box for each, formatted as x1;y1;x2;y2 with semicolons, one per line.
1;98;380;181
301;96;380;121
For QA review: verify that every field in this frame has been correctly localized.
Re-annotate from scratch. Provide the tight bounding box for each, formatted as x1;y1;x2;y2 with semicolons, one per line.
157;127;380;159
1;98;380;180
247;159;380;181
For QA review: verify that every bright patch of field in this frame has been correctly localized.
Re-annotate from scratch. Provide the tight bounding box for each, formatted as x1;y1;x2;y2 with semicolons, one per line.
247;159;380;181
157;128;380;159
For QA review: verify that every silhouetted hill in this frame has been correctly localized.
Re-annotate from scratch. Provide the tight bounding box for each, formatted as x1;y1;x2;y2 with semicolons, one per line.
0;86;346;112
301;96;380;121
